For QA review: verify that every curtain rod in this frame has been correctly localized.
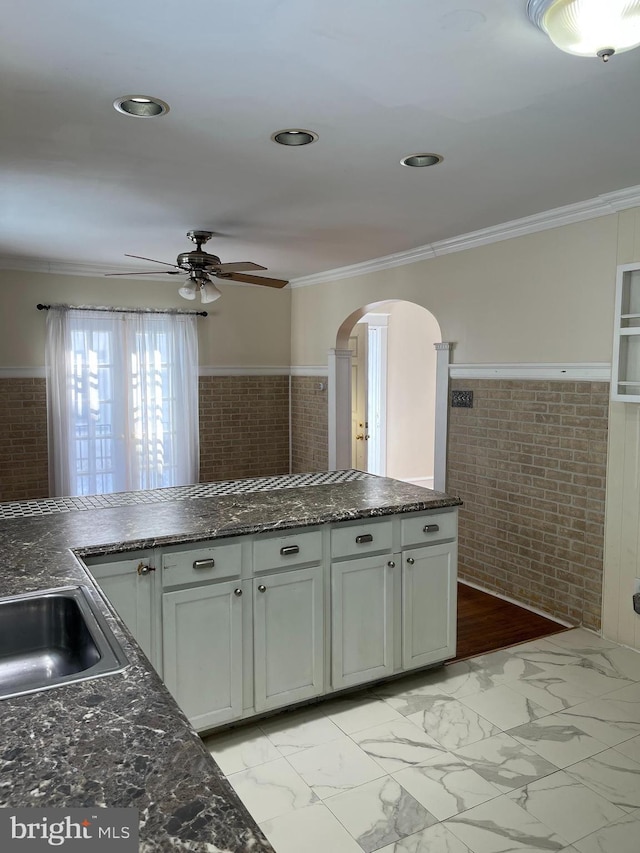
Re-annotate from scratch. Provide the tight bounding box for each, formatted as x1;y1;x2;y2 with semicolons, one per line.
36;303;207;317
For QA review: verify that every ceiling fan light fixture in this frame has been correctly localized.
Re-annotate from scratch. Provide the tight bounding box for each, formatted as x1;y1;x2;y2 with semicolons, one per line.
199;280;222;303
113;95;170;117
178;281;197;300
527;0;640;60
400;153;443;168
271;128;318;146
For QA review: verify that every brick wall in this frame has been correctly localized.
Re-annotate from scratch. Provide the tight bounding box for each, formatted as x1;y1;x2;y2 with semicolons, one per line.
198;375;289;482
447;379;609;631
290;376;329;473
0;378;49;502
0;375;290;501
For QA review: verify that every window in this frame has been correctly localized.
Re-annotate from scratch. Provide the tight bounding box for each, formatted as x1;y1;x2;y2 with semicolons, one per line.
45;308;199;496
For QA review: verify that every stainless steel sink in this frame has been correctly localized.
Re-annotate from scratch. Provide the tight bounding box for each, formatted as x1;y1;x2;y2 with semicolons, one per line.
0;586;128;700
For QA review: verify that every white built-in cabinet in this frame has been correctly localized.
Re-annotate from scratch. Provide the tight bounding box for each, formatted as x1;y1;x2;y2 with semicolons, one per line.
87;552;160;673
612;263;640;401
253;566;324;712
163;581;243;730
331;554;395;689
83;507;457;733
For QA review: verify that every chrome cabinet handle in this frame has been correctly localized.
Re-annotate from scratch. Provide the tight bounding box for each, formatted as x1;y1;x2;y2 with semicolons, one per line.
355;533;373;544
137;562;156;576
423;524;440;534
233;588;243;597
258;584;266;593
406;557;415;565
387;560;395;568
193;558;215;570
280;545;300;556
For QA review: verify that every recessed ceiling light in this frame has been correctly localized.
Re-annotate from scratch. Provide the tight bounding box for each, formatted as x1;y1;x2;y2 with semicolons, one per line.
271;129;318;146
400;153;443;168
113;95;170;118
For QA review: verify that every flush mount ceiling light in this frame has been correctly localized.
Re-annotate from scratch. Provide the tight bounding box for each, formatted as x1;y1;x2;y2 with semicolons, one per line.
400;153;443;168
527;0;640;61
178;273;222;304
113;95;170;117
271;128;318;146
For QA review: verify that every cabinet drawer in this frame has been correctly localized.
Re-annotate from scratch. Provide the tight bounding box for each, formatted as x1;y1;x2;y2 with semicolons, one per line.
401;511;457;547
331;519;393;559
162;541;242;588
253;529;322;573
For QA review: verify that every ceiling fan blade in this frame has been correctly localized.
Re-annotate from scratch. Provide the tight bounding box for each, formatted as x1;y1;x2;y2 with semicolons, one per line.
104;270;182;277
124;253;180;269
213;261;268;273
220;272;289;288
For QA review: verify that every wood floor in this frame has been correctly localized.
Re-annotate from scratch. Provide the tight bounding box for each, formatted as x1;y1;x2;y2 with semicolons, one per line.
453;582;569;662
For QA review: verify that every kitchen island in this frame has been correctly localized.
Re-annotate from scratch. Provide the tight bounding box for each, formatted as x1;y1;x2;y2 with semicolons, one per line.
0;471;461;852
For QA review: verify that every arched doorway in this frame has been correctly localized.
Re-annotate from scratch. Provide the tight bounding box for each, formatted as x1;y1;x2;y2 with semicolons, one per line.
328;300;450;489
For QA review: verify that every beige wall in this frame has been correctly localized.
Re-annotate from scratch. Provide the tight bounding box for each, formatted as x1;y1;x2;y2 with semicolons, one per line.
385;302;440;482
291;215;619;365
0;269;291;368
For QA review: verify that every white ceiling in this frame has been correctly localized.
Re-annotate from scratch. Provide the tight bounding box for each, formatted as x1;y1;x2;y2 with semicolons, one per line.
2;0;640;285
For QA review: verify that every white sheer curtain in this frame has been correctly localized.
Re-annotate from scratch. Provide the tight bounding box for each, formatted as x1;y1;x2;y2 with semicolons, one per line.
45;307;199;496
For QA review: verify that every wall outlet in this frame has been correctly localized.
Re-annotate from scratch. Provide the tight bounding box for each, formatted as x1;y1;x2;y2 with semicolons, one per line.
634;579;640;615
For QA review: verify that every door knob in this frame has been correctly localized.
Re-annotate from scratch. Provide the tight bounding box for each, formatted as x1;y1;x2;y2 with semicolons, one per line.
406;557;415;565
258;584;266;593
233;588;243;597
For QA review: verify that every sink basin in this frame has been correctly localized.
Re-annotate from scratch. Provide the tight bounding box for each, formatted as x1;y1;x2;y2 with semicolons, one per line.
0;586;128;700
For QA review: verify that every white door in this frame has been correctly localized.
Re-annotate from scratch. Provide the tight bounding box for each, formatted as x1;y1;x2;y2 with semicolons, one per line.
253;567;324;712
162;581;243;731
349;322;368;470
402;543;457;669
89;555;158;670
331;554;394;689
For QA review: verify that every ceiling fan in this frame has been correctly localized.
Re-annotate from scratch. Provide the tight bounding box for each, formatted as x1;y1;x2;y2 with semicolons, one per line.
105;230;288;303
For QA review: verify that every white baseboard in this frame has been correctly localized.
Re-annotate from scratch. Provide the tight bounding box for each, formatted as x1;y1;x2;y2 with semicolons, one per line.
400;476;435;489
458;578;573;627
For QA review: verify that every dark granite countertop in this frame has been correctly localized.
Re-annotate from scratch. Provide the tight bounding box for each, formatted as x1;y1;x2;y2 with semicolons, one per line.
0;472;461;851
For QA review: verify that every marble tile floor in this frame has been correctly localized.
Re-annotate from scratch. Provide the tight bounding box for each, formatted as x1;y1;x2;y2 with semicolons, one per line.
203;629;640;853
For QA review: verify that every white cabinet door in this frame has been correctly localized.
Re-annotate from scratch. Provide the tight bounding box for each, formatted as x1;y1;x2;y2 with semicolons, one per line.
402;542;457;670
253;567;324;713
162;581;243;731
331;554;394;689
88;555;158;670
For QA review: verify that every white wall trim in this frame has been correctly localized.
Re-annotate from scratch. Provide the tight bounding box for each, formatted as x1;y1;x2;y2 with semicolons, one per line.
400;476;435;490
289;184;640;288
2;362;611;383
449;363;611;381
0;367;47;379
328;349;353;470
199;365;291;376
289;365;329;377
434;343;453;492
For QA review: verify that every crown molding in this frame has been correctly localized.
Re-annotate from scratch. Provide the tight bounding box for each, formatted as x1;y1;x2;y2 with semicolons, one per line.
0;257;290;290
449;363;611;381
0;257;177;280
290;184;640;288
3;184;640;285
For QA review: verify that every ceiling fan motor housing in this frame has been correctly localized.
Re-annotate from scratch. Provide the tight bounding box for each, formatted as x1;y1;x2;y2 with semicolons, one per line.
176;250;222;271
